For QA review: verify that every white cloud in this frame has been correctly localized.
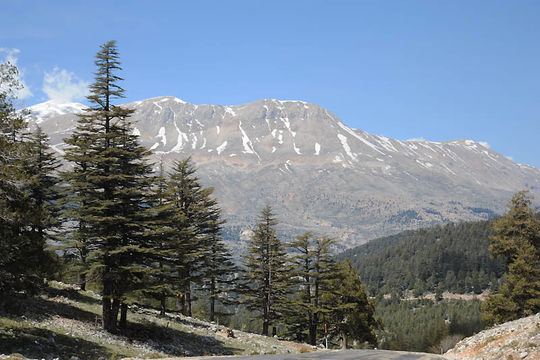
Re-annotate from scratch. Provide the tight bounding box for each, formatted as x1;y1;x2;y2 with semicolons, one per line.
479;141;490;149
0;47;33;99
406;137;426;142
42;66;89;103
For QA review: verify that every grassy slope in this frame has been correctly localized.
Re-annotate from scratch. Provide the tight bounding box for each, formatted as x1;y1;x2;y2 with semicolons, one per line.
0;282;311;359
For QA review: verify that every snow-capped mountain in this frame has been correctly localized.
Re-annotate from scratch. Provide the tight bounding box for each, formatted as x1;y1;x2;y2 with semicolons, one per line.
26;96;540;251
26;100;85;124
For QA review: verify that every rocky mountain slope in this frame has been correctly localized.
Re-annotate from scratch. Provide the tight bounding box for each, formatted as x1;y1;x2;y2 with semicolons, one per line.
25;97;540;250
445;313;539;360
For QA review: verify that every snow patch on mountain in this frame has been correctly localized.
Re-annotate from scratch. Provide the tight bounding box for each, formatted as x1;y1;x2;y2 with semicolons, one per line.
157;127;167;146
337;133;357;162
238;121;260;160
26;101;85;123
216;141;228;155
336;122;385;155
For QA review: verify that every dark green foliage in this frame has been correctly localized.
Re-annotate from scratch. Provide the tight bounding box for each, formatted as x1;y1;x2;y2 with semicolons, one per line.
139;161;179;315
285;233;338;345
337;220;507;295
24;127;62;243
200;222;238;322
62;41;152;332
0;62;58;304
482;191;540;324
323;261;378;349
239;205;291;336
138;157;235;319
376;298;484;353
164;158;222;316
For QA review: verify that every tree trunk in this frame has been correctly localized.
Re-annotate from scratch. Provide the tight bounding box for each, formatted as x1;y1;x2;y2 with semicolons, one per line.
80;272;86;291
210;277;216;322
176;292;185;314
185;282;192;317
309;322;317;345
160;293;166;316
102;297;120;333
262;317;269;336
340;330;348;349
263;290;270;336
119;302;127;329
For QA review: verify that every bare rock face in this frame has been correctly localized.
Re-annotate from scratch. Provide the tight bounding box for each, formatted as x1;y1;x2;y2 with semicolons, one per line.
445;313;540;360
26;97;540;251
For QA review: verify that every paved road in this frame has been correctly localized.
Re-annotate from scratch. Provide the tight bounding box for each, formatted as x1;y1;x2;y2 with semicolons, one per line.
192;349;447;360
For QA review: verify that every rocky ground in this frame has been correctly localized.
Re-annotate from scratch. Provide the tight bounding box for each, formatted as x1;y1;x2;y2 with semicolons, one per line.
0;281;313;360
444;313;539;360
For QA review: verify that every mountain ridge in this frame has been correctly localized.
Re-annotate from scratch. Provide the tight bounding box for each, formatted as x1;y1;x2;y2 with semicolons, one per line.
24;97;540;250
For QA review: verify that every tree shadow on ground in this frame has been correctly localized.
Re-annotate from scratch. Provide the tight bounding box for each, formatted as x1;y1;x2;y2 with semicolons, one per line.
44;286;101;306
1;290;240;358
123;317;239;357
2;293;99;323
0;325;112;360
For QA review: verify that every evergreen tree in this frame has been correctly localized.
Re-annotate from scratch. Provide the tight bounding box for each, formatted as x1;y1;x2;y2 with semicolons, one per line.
482;191;540;324
324;260;378;349
21;127;62;281
141;160;179;315
199;209;237;322
61;106;95;290
166;158;214;316
0;62;57;304
24;127;62;244
240;205;291;336
63;41;152;332
287;233;337;345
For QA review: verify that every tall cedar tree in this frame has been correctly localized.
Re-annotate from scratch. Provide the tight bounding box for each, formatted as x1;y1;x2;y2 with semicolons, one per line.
199;207;237;322
482;190;540;324
324;260;378;349
141;160;179;315
165;158;224;316
240;205;291;336
0;62;56;303
24;127;62;245
61;107;95;290
63;41;152;332
287;233;337;345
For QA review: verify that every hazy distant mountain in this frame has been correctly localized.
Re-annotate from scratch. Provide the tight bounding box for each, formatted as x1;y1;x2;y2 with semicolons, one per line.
25;96;540;252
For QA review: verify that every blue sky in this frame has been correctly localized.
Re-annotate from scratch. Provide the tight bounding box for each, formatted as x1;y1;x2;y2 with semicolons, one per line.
2;0;540;168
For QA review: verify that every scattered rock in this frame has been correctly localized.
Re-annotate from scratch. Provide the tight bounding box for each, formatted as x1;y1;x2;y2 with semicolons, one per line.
445;313;540;360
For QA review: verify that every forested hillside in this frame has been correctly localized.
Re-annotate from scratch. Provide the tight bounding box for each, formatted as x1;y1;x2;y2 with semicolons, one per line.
337;220;508;296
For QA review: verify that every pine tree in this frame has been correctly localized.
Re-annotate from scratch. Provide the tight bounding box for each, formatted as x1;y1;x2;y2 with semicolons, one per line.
199;209;237;322
324;260;378;349
165;158;221;316
21;127;62;280
0;62;57;304
61;105;96;291
24;127;62;243
287;233;338;345
482;190;540;324
240;205;291;336
63;41;152;332
0;62;35;299
141;160;180;315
